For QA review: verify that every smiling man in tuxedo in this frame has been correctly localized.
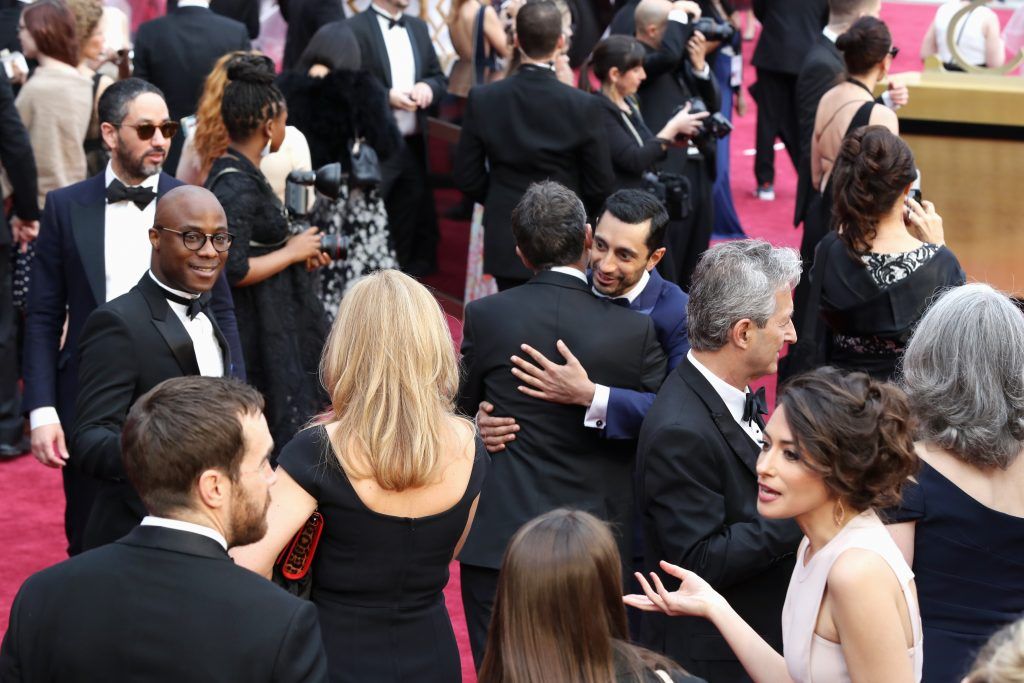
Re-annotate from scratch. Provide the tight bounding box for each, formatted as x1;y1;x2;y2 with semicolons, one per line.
72;185;236;550
23;78;243;556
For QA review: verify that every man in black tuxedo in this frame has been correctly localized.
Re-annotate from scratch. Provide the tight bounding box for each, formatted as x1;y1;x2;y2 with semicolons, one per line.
349;0;446;276
279;0;343;70
634;0;718;290
455;0;613;290
24;79;243;555
73;186;236;550
0;67;38;458
168;0;261;39
457;181;667;666
637;239;804;683
749;0;828;199
0;376;328;682
133;0;251;174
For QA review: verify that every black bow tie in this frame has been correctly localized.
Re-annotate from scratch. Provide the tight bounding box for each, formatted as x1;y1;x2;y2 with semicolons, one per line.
609;297;631;308
374;8;405;28
106;179;156;210
164;290;211;320
742;386;768;430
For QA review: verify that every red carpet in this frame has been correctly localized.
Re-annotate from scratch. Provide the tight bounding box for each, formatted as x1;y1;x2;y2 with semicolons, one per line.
1;4;1010;680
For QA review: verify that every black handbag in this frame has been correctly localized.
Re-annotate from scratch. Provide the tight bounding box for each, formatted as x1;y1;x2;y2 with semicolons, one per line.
348;137;381;189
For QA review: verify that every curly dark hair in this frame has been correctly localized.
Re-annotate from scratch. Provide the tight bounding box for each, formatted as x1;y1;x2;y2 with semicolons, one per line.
779;367;919;512
221;53;286;142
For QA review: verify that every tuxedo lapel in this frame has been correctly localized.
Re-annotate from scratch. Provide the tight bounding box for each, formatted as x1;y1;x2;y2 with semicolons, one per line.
365;12;393;87
137;276;201;376
70;176;108;305
408;20;422;81
678;361;760;476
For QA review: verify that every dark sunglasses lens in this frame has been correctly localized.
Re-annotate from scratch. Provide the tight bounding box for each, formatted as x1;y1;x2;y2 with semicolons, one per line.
160;122;180;139
135;124;157;140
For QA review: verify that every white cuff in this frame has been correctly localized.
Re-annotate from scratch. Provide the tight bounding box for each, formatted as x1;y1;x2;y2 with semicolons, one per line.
584;384;610;430
693;63;711;80
668;9;689;24
881;90;895;110
29;407;60;431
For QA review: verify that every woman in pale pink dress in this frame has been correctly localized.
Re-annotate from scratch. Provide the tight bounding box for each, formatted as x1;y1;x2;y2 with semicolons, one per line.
627;366;923;683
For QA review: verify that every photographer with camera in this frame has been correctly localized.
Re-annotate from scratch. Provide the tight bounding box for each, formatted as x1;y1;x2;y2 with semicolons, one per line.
634;0;721;290
205;54;330;454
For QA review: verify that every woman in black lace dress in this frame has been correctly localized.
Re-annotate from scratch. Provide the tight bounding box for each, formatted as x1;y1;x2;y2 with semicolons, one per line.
806;126;965;380
205;54;330;451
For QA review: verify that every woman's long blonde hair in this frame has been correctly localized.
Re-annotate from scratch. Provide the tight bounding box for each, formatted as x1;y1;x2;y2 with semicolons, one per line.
193;50;254;179
320;270;470;491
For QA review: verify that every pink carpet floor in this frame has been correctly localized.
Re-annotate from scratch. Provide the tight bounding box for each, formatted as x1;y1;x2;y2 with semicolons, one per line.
1;3;1009;680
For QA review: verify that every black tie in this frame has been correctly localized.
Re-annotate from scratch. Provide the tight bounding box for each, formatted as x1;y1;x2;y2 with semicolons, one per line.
374;8;405;28
609;297;631;308
164;290;211;320
106;179;156;210
742;386;768;430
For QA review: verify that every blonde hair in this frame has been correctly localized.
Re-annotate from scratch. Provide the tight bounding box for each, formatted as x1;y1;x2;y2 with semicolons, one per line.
193;51;253;181
967;620;1024;683
319;270;471;491
66;0;103;57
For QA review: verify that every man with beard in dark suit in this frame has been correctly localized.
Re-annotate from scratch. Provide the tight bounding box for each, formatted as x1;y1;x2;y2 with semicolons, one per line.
349;0;447;276
636;239;804;683
0;376;328;683
73;186;237;550
455;0;613;291
23;79;243;556
457;181;666;666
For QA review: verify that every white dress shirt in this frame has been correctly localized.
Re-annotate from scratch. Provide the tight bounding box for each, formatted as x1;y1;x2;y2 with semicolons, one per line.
148;271;224;378
175;0;211;7
585;269;652;429
29;163;161;431
374;3;418;137
687;350;763;445
140;516;227;550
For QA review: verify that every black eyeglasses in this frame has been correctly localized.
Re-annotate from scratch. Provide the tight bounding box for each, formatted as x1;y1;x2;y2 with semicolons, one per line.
157;226;234;253
116;121;180;141
888;45;900;59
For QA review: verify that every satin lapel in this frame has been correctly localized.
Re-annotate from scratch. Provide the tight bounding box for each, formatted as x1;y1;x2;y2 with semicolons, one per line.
366;13;393;87
408;19;422;81
677;361;760;476
70;192;107;305
138;276;201;376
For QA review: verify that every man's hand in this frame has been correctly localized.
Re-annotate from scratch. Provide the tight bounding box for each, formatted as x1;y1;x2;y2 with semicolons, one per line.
410;82;434;109
389;88;418;112
887;79;909;108
475;401;519;453
687;30;709;73
31;423;68;468
510;340;596;406
11;217;40;254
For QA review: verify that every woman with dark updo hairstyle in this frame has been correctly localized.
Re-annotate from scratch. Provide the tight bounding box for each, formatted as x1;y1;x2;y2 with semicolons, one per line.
806;125;964;380
481;508;705;683
627;366;923;682
205;53;330;453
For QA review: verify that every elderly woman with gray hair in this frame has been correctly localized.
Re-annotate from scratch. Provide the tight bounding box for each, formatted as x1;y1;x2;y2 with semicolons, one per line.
887;283;1024;683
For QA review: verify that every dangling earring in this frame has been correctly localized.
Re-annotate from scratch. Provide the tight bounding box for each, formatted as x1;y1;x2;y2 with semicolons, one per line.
832;499;846;527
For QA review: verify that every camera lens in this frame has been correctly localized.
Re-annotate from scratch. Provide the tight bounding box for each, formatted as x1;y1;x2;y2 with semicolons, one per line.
319;234;348;261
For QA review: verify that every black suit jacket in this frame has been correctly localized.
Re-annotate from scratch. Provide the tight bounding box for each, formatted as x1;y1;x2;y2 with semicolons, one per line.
454;67;614;279
751;0;828;75
793;33;843;226
348;8;447;136
0;525;327;682
280;0;344;70
0;67;38;242
638;360;801;682
168;0;261;39
73;275;231;549
22;172;244;428
133;6;250;172
457;270;667;568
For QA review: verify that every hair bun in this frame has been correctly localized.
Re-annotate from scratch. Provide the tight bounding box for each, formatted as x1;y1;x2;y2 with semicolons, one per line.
226;54;276;85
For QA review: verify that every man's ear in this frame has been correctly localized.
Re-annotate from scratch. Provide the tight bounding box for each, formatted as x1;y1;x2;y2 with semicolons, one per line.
515;245;535;271
195;468;230;510
100;122;118;154
556;34;567;53
730;318;754;349
584;223;593;251
646;246;666;271
148;226;160;250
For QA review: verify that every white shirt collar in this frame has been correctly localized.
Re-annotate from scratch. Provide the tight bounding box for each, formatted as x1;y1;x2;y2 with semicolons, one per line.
548;265;588;283
823;26;840;43
687;350;750;425
148;270;199;300
140;516;227;550
520;61;556;71
592;268;650;304
105;160;160;190
176;0;210;8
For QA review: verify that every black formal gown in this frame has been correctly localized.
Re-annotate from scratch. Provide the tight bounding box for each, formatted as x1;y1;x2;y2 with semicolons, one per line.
888;460;1024;683
278;426;489;683
206;150;328;452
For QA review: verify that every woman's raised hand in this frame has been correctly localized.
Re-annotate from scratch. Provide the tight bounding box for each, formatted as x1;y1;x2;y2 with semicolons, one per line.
623;560;727;619
905;197;945;246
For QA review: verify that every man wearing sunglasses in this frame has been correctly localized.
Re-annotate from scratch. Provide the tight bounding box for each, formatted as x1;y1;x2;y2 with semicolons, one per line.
22;78;244;556
71;185;237;550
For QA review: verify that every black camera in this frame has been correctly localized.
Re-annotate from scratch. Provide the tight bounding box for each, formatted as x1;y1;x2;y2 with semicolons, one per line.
691;17;735;43
678;98;734;143
642;171;691;221
284;163;348;259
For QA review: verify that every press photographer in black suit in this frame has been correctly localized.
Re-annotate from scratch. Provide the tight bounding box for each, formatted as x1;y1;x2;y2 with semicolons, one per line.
72;186;235;550
0;377;328;682
455;0;614;290
634;0;718;290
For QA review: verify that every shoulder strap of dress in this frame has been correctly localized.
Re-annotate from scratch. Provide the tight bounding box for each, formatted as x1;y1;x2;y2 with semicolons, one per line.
847;100;877;134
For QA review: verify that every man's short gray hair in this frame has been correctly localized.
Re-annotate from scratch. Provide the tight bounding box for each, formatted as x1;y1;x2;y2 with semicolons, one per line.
687;240;802;351
901;283;1024;469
